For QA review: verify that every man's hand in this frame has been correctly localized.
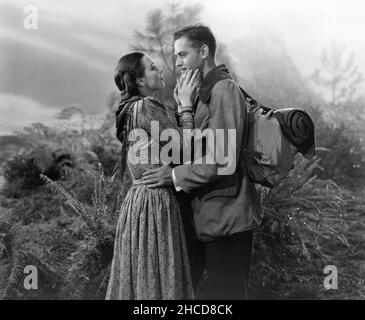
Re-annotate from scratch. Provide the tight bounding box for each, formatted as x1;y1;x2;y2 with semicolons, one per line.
141;164;173;188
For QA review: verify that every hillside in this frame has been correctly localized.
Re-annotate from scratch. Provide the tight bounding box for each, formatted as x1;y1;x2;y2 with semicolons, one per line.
228;33;323;116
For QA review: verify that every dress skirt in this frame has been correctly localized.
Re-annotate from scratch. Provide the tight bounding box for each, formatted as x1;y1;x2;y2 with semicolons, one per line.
106;182;194;300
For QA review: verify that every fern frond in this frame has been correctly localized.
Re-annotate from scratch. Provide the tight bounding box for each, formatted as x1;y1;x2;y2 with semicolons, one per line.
40;174;84;216
95;263;111;298
0;222;21;259
69;274;90;300
40;174;103;237
1;251;27;300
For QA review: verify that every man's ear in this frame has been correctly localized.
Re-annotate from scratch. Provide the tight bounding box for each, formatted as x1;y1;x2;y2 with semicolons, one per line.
136;77;145;87
200;44;209;59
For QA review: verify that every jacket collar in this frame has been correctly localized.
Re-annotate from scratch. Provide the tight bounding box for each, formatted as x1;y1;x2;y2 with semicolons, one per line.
198;64;232;104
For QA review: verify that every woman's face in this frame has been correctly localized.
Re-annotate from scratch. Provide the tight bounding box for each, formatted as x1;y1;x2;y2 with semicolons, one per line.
139;55;165;91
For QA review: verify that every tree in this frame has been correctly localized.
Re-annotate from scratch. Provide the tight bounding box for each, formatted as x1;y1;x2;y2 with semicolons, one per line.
131;1;236;110
131;1;203;109
309;40;363;122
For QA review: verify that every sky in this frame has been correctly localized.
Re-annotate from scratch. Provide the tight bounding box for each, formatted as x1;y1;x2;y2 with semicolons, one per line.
0;0;364;135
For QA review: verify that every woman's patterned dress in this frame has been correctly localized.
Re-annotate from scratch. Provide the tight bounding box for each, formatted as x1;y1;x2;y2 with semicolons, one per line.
106;96;194;300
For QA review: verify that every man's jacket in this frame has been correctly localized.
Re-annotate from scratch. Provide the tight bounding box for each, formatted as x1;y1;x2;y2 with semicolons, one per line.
174;65;262;242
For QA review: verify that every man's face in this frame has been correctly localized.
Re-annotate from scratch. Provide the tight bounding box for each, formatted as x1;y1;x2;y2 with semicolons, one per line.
174;37;204;76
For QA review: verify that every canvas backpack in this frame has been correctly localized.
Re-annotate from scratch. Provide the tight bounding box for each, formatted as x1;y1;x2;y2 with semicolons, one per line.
238;87;298;188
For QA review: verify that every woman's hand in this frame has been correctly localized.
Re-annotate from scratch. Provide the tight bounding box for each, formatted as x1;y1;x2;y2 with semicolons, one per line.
177;69;200;108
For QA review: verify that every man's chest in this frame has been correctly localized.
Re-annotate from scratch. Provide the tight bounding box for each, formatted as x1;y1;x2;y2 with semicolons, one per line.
194;100;211;129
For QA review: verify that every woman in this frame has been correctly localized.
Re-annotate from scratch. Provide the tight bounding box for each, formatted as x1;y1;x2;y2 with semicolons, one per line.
106;52;199;300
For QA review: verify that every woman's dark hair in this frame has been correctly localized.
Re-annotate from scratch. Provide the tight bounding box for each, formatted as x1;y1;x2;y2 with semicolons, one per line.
114;52;145;183
114;52;145;100
173;24;217;58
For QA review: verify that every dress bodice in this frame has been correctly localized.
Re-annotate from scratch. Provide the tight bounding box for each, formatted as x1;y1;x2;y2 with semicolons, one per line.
122;97;181;180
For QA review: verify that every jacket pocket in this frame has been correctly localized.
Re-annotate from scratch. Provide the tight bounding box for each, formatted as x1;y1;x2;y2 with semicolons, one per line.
201;185;239;201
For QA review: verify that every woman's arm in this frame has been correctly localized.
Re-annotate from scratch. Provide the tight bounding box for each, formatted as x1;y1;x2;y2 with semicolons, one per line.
131;98;193;164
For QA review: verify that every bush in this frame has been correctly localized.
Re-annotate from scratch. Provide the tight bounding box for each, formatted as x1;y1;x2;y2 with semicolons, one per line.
2;147;73;196
315;121;365;188
0;163;125;300
249;154;354;299
1;109;120;197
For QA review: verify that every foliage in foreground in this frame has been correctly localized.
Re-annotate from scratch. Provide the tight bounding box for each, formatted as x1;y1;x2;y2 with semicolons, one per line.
1;151;363;299
250;155;364;299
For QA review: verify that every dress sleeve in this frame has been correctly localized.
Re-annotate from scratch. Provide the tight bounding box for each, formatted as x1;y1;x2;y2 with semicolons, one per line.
130;98;193;164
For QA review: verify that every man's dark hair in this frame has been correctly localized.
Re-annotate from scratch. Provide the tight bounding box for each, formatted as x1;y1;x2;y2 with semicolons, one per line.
173;24;217;58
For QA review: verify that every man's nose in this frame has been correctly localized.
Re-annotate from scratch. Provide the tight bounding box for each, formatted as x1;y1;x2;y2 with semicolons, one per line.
175;56;182;67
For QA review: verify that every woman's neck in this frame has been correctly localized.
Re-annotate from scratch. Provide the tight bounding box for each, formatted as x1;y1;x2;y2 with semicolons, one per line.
138;87;156;97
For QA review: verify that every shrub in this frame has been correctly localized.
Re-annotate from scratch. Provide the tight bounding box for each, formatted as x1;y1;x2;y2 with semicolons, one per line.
249;154;355;299
315;121;365;188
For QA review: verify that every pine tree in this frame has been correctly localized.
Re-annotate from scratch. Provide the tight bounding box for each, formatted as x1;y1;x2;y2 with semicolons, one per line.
310;40;363;122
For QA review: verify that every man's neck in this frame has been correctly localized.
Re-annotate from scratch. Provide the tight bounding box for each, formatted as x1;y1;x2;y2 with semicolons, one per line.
202;60;217;78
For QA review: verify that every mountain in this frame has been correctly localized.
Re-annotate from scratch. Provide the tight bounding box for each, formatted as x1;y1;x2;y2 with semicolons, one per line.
228;33;323;115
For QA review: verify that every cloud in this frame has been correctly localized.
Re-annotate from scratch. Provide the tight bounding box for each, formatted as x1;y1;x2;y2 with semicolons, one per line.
0;1;134;72
0;0;145;61
1;29;106;72
1;0;364;106
0;92;61;135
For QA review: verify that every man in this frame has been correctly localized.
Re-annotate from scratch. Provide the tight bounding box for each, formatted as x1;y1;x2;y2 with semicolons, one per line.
142;24;262;300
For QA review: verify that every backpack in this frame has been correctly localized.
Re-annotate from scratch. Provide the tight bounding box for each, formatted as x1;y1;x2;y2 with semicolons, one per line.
238;88;299;188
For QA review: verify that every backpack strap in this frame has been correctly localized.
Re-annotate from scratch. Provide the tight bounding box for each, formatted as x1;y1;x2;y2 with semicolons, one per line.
238;86;273;113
